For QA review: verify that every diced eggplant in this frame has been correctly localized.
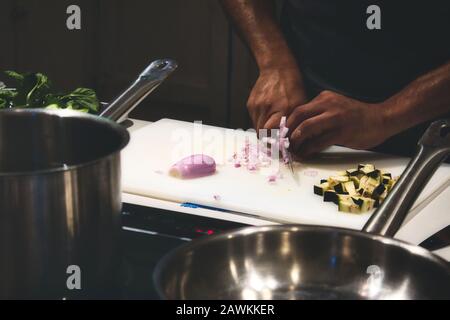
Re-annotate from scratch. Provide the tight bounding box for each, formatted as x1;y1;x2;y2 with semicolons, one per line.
367;177;379;186
338;198;360;214
314;182;329;196
334;183;346;194
343;181;356;195
337;194;352;201
352;197;364;207
382;172;392;179
338;201;354;213
314;185;323;196
360;197;375;212
346;168;359;176
329;175;350;183
363;186;376;198
324;190;338;204
379;190;388;202
382;176;391;184
350;176;360;188
359;176;369;189
367;170;381;179
374;199;380;208
315;164;393;214
360;164;375;174
363;177;379;196
338;196;374;213
375;190;387;208
372;184;386;200
388;178;398;190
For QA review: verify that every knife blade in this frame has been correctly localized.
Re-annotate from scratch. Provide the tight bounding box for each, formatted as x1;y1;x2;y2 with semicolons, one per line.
286;151;299;185
418;225;450;251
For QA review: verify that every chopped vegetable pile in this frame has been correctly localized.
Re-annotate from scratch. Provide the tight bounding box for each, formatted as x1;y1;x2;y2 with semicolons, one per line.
0;71;100;113
314;164;398;214
230;116;291;184
231;136;272;172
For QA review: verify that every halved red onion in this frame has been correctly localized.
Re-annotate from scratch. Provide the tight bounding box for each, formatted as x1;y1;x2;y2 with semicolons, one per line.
169;154;216;179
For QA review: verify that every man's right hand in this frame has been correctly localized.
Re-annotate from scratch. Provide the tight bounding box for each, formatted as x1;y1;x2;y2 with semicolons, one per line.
247;66;307;133
219;0;307;132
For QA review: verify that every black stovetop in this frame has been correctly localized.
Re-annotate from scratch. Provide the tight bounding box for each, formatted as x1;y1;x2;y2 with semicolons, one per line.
120;202;249;299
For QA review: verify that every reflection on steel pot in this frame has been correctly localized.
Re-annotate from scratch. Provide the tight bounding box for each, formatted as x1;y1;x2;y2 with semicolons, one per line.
155;119;450;300
0;59;177;299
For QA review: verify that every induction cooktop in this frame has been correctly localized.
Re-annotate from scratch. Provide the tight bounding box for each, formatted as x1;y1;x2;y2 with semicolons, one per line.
120;202;249;299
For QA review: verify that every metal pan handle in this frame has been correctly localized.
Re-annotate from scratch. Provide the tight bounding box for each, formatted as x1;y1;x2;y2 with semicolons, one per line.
363;119;450;237
100;59;178;122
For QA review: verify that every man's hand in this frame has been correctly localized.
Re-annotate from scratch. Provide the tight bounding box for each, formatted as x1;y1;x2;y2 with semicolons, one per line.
248;66;307;133
287;91;389;159
219;0;308;132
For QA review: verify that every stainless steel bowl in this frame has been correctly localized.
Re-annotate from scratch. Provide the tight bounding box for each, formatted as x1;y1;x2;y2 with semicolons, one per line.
155;225;450;299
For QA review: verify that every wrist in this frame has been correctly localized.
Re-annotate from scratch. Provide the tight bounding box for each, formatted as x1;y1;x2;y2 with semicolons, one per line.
255;40;300;73
258;55;298;72
375;99;403;140
258;58;304;86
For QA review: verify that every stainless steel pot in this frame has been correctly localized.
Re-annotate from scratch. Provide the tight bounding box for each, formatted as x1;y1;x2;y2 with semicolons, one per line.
0;59;177;299
155;119;450;300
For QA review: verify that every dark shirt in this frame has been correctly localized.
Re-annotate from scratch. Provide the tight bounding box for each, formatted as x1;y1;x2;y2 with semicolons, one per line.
281;0;450;156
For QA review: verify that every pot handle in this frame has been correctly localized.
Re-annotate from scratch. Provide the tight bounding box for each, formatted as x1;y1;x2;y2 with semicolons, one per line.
363;119;450;237
100;59;178;123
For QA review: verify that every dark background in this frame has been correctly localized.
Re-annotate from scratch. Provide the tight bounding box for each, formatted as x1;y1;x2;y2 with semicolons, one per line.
0;0;268;129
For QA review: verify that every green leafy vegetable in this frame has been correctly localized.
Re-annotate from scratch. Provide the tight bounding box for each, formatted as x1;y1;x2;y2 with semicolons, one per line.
48;88;100;113
4;71;25;83
0;98;7;109
0;71;100;113
27;73;51;107
0;88;17;109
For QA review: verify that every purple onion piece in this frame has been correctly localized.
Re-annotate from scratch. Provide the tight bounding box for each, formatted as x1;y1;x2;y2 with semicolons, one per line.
279;116;291;164
169;154;216;179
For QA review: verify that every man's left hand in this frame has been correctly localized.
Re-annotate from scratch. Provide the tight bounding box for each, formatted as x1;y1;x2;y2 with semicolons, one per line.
287;90;390;159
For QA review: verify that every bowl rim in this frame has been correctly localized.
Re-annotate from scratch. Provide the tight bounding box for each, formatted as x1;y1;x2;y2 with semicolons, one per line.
153;224;450;299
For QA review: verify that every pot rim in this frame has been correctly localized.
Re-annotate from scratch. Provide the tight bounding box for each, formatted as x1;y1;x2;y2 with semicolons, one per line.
0;108;130;177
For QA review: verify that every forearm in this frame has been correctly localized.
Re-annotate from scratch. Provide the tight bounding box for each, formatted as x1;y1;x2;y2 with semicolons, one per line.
219;0;298;70
381;61;450;137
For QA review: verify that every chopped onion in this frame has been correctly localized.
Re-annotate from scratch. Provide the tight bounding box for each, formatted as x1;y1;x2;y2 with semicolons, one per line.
169;154;216;179
230;117;292;184
267;170;283;184
230;136;274;172
279;116;291;164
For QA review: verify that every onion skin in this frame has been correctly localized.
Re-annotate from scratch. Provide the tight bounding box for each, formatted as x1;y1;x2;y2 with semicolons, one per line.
169;154;216;179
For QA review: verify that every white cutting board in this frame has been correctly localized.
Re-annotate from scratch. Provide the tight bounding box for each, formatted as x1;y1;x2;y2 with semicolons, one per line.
122;119;450;230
